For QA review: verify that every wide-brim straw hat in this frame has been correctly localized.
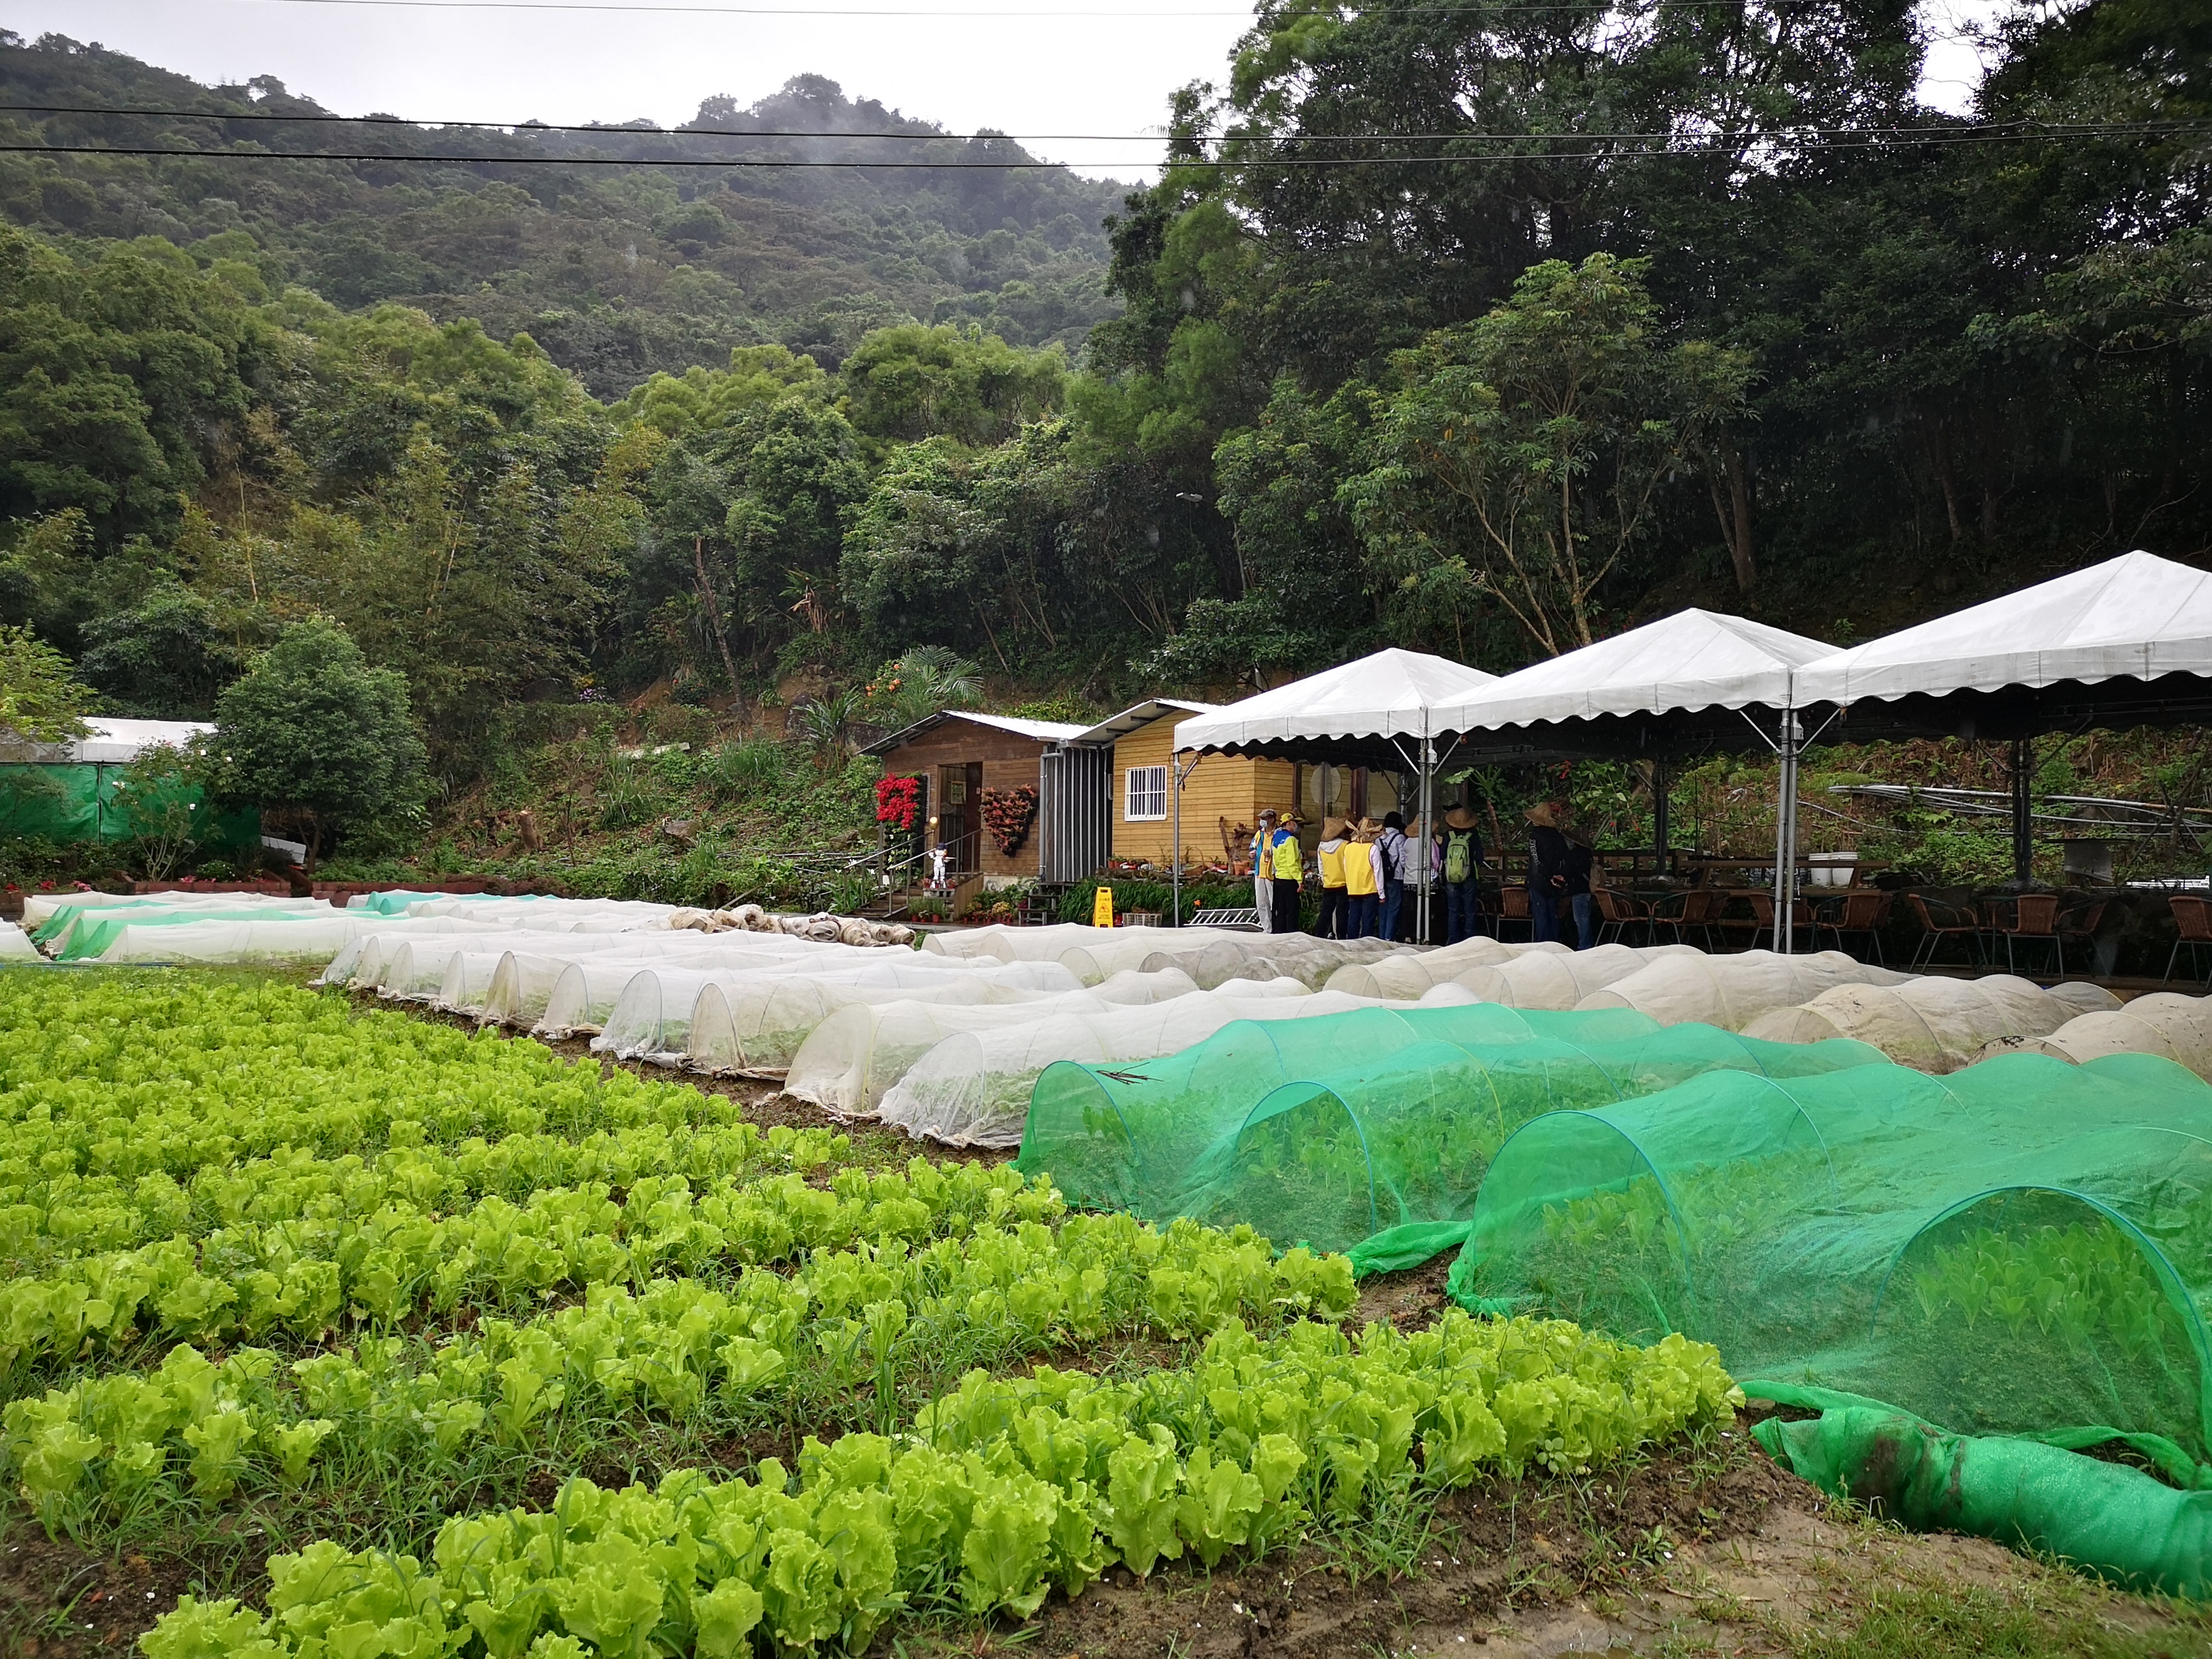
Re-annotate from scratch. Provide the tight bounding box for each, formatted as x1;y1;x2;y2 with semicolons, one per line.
1444;806;1479;830
1321;816;1347;840
1355;816;1381;837
1524;801;1558;826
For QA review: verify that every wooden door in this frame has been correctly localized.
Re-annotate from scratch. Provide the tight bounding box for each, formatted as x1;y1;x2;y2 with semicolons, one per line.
939;762;984;872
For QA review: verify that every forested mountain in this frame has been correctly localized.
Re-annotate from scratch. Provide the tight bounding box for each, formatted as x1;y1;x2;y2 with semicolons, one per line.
0;0;2206;823
0;32;1126;391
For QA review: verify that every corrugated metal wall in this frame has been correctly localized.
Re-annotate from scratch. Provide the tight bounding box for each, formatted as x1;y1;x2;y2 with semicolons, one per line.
1039;745;1112;883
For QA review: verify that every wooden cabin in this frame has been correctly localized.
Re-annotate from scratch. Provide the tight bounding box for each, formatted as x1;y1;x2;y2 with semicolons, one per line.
1076;700;1307;869
863;711;1101;883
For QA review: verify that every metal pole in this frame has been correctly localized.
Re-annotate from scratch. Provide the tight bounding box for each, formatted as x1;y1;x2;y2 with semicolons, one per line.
1652;757;1671;877
1771;711;1800;953
1170;747;1182;927
1418;732;1436;943
2010;735;2033;887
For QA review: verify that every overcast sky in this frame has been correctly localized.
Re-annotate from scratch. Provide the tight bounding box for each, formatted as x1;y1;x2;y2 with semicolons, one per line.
8;0;2011;184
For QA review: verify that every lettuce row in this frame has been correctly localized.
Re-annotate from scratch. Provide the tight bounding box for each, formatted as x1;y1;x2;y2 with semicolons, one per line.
0;975;728;1190
4;1118;845;1274
139;1313;1740;1659
7;1216;1356;1527
0;1161;1062;1370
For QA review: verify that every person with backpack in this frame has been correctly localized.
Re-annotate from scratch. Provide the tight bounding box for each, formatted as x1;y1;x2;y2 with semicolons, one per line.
1375;811;1409;942
1438;805;1487;943
1526;800;1570;944
1344;817;1379;937
1315;816;1351;939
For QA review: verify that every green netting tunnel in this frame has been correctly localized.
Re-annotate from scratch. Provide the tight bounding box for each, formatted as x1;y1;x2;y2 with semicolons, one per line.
1461;1050;2212;1474
1014;1003;1888;1255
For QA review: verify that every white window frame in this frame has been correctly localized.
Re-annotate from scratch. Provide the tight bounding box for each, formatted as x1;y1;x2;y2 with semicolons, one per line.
1125;763;1169;822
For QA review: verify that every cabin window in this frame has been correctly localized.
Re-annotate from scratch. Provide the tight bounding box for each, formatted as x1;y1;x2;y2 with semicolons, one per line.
1125;764;1168;821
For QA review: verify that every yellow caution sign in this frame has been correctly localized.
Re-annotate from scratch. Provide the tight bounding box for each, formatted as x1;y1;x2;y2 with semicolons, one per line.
1092;885;1115;928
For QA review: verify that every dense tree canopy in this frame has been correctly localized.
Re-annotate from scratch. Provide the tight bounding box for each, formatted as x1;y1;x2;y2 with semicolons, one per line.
0;0;2202;789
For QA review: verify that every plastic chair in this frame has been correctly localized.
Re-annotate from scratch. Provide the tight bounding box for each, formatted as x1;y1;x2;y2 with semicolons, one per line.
1748;892;1816;948
1990;893;2063;976
1651;889;1720;952
1593;889;1652;946
1495;885;1531;943
2056;899;2106;973
1815;890;1893;967
2167;895;2212;984
1906;893;1986;970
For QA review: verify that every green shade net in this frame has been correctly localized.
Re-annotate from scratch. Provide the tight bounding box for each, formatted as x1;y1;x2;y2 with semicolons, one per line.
1015;1002;1888;1257
1460;1050;2212;1474
349;890;519;915
0;763;255;849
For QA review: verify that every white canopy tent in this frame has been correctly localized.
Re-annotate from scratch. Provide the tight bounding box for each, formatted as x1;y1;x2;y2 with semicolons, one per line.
1168;648;1501;933
1428;609;1838;948
1795;551;2212;885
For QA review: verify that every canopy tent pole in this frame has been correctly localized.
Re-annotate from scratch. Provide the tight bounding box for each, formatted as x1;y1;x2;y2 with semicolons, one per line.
1169;750;1204;927
1418;730;1435;942
1771;709;1801;954
2010;735;2034;888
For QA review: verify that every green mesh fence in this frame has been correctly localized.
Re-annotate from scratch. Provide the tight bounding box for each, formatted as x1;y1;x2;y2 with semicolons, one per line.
1458;1050;2212;1475
0;762;256;848
1014;1004;1888;1256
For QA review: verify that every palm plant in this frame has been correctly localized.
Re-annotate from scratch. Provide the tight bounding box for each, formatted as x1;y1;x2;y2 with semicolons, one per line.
870;646;983;731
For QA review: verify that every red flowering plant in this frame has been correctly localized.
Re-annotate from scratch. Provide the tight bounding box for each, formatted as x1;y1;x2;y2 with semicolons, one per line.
980;786;1038;856
875;775;922;831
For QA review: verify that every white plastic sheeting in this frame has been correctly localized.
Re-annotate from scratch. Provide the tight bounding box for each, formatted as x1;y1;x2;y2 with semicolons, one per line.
534;939;940;1037
1742;974;2122;1071
92;911;515;965
923;923;1110;962
1450;942;1703;1010
1982;991;2212;1078
46;895;326;954
783;978;1238;1115
602;958;1090;1068
1323;937;1562;999
1574;949;1913;1030
323;928;652;993
0;922;42;962
874;988;1390;1148
1130;934;1408;991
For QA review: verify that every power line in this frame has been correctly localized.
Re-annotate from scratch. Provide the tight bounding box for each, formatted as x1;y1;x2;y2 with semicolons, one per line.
4;123;2199;169
226;0;1946;17
4;104;2204;147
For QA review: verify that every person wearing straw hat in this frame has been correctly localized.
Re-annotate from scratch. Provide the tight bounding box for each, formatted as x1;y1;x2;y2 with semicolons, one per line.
1250;809;1277;932
1438;803;1487;944
1269;810;1306;934
1316;816;1352;940
1344;816;1380;938
1525;800;1570;945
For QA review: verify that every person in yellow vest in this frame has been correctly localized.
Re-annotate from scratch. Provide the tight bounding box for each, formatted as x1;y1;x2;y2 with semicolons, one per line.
1344;816;1380;937
1269;810;1305;934
1315;816;1350;939
1250;808;1277;933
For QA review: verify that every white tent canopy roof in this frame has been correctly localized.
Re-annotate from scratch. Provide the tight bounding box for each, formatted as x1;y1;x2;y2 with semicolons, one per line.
1431;609;1837;732
1795;550;2212;706
1173;648;1498;751
69;718;213;763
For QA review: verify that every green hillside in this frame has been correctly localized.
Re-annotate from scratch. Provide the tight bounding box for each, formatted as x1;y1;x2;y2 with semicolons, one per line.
0;32;1127;394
